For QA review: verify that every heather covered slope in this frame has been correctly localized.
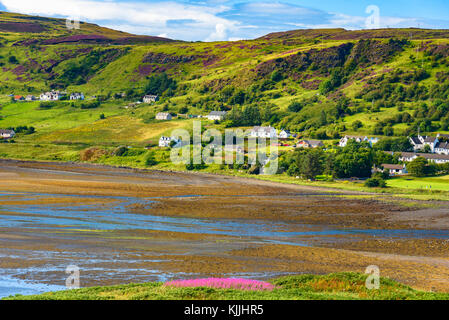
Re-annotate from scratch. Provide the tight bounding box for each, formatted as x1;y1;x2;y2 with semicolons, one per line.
0;11;175;44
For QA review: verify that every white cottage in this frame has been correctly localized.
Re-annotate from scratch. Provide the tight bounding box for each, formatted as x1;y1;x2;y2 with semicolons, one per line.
159;136;180;147
207;111;227;121
0;129;15;139
250;126;277;138
155;112;172;121
70;93;85;100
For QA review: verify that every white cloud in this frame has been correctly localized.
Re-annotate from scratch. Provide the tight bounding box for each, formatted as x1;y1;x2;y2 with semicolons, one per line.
0;0;238;40
206;23;227;41
1;0;448;40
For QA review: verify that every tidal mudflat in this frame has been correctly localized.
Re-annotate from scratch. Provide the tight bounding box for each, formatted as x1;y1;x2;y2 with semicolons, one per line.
1;159;449;298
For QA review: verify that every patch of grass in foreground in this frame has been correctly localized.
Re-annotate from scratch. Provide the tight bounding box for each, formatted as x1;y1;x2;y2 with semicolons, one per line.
4;273;449;300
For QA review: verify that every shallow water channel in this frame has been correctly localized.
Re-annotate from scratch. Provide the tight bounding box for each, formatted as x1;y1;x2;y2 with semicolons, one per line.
1;191;448;298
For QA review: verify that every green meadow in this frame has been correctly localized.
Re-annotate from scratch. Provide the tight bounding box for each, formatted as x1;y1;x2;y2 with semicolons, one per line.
387;175;449;192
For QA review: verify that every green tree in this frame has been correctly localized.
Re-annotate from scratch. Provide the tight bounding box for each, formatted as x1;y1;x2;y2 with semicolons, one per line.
333;141;374;178
288;101;303;113
351;120;363;131
299;149;325;180
270;70;283;82
407;157;428;177
144;73;177;96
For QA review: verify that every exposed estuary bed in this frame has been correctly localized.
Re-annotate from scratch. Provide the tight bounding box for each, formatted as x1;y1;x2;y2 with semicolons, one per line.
1;160;449;297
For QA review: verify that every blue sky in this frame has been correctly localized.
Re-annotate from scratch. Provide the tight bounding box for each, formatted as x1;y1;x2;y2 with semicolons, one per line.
1;0;448;41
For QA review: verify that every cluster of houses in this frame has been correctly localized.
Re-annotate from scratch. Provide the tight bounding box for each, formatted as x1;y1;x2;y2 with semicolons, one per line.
338;135;379;147
154;110;228;121
12;91;85;102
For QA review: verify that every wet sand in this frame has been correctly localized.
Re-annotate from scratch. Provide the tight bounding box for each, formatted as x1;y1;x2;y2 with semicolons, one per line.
1;159;449;295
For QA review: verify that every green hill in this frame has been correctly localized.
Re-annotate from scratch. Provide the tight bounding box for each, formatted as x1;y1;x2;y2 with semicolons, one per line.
0;11;448;158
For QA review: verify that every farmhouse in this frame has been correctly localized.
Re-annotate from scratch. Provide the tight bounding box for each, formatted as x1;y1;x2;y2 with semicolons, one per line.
296;140;324;149
40;91;63;101
70;93;85;100
159;136;180;147
25;95;37;101
143;95;159;103
278;130;291;139
155;112;172;121
14;95;24;101
250;126;277;138
382;164;408;176
207;111;227;121
0;129;15;139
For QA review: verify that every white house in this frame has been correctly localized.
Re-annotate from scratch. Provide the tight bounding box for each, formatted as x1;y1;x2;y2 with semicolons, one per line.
278;130;291;139
409;135;439;153
399;152;449;164
70;93;84;100
40;91;63;101
368;137;380;145
435;142;449;155
0;129;15;139
159;136;180;148
25;95;37;101
207;111;227;121
381;164;408;176
155;112;172;121
143;95;159;103
250;126;277;138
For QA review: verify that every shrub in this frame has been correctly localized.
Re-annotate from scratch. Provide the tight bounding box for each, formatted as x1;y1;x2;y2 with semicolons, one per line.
8;55;18;64
364;177;386;188
351;120;363;131
145;152;158;166
288;101;303;113
113;146;129;157
248;165;261;175
38;102;57;109
80;147;107;161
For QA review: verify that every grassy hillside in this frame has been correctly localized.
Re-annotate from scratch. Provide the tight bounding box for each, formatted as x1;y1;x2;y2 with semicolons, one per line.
1;12;449;194
1;11;448;140
4;273;449;300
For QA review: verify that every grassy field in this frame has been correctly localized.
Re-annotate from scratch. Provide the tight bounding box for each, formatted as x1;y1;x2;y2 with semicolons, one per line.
4;273;449;300
387;175;449;192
